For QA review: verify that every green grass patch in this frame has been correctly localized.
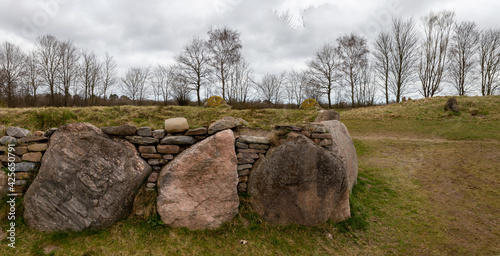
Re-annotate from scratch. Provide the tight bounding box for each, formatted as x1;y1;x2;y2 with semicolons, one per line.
0;95;498;255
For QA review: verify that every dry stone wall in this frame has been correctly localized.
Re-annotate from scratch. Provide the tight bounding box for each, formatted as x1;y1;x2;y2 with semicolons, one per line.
0;129;49;196
0;113;357;231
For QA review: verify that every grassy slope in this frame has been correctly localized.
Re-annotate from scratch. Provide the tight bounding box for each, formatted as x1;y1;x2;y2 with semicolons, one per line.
0;96;499;255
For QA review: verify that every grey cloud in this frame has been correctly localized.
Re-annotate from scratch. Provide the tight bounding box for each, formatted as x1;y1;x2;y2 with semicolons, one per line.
0;0;499;80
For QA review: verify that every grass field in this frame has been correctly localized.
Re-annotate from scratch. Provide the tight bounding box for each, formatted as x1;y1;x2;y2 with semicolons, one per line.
1;95;499;255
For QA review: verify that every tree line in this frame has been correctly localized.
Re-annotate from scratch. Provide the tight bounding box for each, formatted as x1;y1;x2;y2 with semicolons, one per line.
1;10;499;108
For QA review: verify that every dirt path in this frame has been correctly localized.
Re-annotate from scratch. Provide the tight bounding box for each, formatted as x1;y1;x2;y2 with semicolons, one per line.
355;134;500;255
352;134;500;144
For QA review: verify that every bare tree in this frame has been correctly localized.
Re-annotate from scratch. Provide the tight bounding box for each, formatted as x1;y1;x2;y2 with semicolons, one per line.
337;33;370;107
206;27;242;101
100;52;117;101
419;10;455;97
171;67;191;106
36;35;62;106
59;40;80;106
448;21;480;96
389;17;419;103
285;69;308;106
176;37;211;106
80;49;102;106
307;43;337;108
373;32;392;104
227;59;253;105
0;41;25;107
0;69;6;105
150;64;177;105
122;67;149;104
479;28;500;96
150;64;165;103
23;50;42;106
357;66;376;106
256;72;285;106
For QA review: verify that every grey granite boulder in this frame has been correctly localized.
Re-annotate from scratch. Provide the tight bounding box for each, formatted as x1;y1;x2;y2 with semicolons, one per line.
23;122;151;232
321;120;358;192
248;135;350;226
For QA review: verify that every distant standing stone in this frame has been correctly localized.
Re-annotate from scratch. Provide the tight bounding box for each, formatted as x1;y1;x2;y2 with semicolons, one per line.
6;127;31;138
444;97;459;113
164;118;189;133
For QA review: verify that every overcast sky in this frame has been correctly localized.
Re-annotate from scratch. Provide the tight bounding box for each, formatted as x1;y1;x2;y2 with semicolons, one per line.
1;0;499;98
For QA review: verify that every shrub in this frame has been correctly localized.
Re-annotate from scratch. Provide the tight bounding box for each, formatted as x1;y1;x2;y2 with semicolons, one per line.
33;109;78;130
299;99;321;110
205;96;228;107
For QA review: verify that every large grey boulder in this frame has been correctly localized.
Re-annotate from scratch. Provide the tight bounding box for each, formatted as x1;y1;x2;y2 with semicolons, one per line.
321;120;358;192
248;135;350;226
444;97;459;113
23;123;151;232
157;129;239;230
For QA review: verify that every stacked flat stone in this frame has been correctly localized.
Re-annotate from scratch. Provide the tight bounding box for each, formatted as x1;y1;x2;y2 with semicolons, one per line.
276;123;333;151
0;127;49;196
235;135;271;192
101;118;207;191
